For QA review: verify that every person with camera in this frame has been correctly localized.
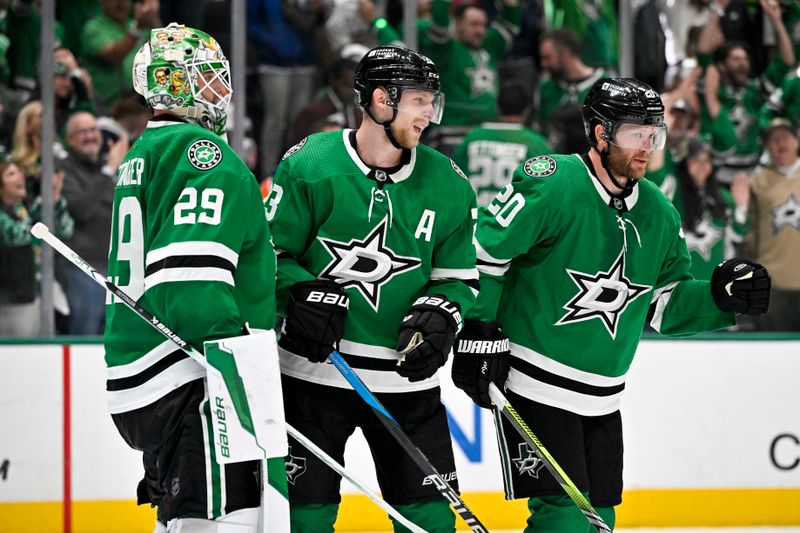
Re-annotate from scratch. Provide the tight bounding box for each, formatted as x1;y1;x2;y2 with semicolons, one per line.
57;111;129;334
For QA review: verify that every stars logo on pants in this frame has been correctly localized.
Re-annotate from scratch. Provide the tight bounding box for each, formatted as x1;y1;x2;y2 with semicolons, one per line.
513;443;545;478
285;446;307;485
318;217;422;311
556;248;652;339
770;193;800;233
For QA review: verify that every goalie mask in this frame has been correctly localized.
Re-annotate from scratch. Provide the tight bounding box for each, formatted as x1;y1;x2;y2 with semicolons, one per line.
133;23;231;136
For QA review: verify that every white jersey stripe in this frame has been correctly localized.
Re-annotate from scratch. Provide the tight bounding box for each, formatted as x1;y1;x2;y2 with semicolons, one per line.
649;281;679;333
477;263;510;277
511;343;627;387
475;240;511;265
338;339;400;360
430;267;479;280
107;358;206;414
506;368;625;416
278;348;439;392
106;339;176;379
145;268;235;289
146;241;239;268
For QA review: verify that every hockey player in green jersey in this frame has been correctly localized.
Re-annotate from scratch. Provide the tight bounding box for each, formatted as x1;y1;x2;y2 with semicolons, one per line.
453;81;551;205
105;23;286;532
265;45;478;533
451;78;771;532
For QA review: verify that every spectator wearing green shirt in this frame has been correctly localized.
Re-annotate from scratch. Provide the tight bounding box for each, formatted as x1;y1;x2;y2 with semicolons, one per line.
697;0;795;183
81;0;161;113
454;80;550;204
533;28;609;136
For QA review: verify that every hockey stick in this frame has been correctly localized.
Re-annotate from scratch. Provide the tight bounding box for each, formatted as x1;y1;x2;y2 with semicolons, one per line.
488;383;612;533
30;222;427;533
328;350;488;533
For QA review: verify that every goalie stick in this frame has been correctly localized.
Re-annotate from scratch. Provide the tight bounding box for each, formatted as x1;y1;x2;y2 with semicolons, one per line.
488;383;612;533
328;350;488;533
30;222;427;533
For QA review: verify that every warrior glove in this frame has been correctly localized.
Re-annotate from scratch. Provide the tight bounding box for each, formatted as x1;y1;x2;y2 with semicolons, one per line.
396;295;462;382
279;279;349;363
452;320;510;409
711;258;771;315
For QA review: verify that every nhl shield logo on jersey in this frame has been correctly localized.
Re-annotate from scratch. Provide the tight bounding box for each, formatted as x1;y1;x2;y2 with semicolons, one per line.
282;137;307;160
556;248;652;339
187;140;222;170
318;217;422;311
523;156;557;178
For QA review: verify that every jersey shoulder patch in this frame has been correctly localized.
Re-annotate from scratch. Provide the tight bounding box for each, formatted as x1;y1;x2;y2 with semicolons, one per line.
523;155;557;178
187;139;223;170
450;159;468;180
282;137;308;160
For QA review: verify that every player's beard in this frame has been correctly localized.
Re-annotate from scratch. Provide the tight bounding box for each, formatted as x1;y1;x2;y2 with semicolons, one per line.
607;145;648;180
391;122;422;149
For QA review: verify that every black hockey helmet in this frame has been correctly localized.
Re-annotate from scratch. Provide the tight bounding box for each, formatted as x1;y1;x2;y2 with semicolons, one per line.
354;45;441;110
582;78;665;148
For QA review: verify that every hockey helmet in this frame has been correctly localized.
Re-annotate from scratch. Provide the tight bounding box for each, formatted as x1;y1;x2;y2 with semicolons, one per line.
354;45;445;124
582;78;666;152
132;23;231;136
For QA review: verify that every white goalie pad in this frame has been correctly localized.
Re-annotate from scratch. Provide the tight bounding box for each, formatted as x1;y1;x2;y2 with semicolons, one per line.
204;330;288;463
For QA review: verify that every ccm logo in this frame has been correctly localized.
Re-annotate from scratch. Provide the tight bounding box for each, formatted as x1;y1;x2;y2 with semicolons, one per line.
307;291;349;307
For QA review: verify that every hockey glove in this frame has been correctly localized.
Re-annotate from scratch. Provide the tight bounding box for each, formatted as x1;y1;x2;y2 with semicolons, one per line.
279;279;349;363
452;320;511;409
396;295;462;382
711;258;771;315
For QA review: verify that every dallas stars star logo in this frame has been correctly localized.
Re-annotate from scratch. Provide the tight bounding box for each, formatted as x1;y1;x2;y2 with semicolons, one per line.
684;215;723;261
466;50;496;98
285;446;307;485
770;193;800;233
512;443;545;478
318;217;421;311
556;249;652;339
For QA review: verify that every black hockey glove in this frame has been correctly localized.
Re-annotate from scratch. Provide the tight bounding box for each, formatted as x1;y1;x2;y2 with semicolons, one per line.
452;320;511;409
711;258;771;315
396;295;462;382
279;279;349;363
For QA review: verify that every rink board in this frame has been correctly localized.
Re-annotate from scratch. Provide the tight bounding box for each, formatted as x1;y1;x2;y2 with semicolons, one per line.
0;336;798;531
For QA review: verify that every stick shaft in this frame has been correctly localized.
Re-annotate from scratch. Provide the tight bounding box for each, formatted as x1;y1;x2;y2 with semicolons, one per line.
488;384;612;533
32;223;423;532
329;351;488;533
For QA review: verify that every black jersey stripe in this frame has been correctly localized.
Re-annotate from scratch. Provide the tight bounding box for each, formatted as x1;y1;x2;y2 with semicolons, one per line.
339;352;398;372
107;350;188;391
144;255;236;277
511;358;625;397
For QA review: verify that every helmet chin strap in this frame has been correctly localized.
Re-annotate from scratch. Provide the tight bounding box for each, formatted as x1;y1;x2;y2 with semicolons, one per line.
598;143;636;192
365;106;404;149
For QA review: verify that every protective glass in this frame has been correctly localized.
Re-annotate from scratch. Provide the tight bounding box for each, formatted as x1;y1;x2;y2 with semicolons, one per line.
610;123;667;152
391;88;445;124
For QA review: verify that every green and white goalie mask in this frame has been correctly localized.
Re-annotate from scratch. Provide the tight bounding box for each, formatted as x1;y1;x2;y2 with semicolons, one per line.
133;23;232;136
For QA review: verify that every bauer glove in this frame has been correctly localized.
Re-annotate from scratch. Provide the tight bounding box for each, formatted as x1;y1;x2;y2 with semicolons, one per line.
711;258;770;315
396;295;462;382
279;279;349;363
452;320;511;409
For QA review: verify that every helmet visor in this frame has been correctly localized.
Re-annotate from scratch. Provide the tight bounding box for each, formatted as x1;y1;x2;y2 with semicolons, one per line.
611;123;667;152
392;88;445;125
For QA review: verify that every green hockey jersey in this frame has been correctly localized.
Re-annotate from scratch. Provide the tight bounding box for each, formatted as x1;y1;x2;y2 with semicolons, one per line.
471;154;735;416
453;122;551;205
267;130;478;393
533;68;608;135
104;119;276;414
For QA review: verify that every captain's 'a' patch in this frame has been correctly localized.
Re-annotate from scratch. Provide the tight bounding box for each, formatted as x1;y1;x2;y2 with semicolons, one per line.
187;140;222;170
523;155;557;178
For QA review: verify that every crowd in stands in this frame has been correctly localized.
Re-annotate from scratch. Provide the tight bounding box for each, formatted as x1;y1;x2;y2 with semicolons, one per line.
0;0;799;335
